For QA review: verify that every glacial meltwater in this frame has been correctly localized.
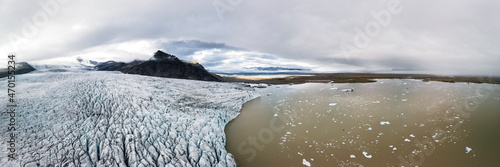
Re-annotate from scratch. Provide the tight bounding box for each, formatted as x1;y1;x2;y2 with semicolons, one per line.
225;79;500;166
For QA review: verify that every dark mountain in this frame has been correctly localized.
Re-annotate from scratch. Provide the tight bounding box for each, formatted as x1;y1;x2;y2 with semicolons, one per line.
89;60;99;65
0;62;36;78
96;50;222;81
95;61;127;71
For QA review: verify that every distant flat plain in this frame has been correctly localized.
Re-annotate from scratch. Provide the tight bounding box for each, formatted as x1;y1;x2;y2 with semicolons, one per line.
222;73;500;85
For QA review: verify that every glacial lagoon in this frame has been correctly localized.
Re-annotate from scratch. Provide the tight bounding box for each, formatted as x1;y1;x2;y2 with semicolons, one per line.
225;79;500;166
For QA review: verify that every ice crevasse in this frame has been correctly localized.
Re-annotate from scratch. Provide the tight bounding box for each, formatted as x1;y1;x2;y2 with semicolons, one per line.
0;71;259;167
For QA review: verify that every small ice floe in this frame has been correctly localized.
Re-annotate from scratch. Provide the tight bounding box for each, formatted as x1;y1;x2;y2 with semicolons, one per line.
389;145;394;148
267;93;272;96
350;155;356;158
466;147;472;154
393;147;397;151
302;159;311;166
331;87;338;90
404;138;411;142
380;121;391;125
367;127;372;131
342;89;354;92
372;101;380;104
362;151;373;158
410;134;415;138
329;103;338;106
274;113;278;117
401;99;408;102
298;152;303;156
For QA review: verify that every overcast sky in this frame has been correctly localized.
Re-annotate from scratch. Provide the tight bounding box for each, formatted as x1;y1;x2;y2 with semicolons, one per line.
1;0;499;75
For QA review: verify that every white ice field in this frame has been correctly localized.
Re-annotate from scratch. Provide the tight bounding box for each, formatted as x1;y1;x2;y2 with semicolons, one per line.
1;70;258;167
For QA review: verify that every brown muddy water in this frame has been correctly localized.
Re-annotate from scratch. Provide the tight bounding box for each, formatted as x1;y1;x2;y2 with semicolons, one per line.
225;79;500;167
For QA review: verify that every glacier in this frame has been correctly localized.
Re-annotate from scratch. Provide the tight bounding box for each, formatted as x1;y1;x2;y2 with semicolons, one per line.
0;70;258;167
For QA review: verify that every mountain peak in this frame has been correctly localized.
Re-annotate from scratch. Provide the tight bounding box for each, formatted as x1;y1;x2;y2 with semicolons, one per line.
153;50;178;61
96;51;221;81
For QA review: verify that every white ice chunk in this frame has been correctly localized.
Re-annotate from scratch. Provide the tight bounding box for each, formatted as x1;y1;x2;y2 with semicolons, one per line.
380;121;391;125
342;89;354;92
302;159;311;166
362;151;372;158
466;147;472;154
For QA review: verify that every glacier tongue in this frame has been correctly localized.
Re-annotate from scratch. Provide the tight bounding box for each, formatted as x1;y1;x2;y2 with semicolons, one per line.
0;71;258;167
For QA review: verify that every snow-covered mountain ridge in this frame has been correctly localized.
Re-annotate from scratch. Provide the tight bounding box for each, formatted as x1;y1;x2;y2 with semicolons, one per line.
0;71;259;166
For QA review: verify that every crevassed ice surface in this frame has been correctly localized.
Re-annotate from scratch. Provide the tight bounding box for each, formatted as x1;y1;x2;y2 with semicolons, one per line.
0;71;258;167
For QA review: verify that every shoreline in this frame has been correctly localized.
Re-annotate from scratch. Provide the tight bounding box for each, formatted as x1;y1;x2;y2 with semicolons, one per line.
222;73;500;85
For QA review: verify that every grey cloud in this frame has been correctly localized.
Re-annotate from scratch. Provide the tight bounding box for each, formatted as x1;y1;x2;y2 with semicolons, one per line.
1;0;499;75
159;40;242;58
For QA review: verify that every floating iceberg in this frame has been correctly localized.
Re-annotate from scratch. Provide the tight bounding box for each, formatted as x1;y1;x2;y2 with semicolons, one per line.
362;151;372;158
342;89;354;92
466;146;472;153
302;159;311;166
380;121;391;125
